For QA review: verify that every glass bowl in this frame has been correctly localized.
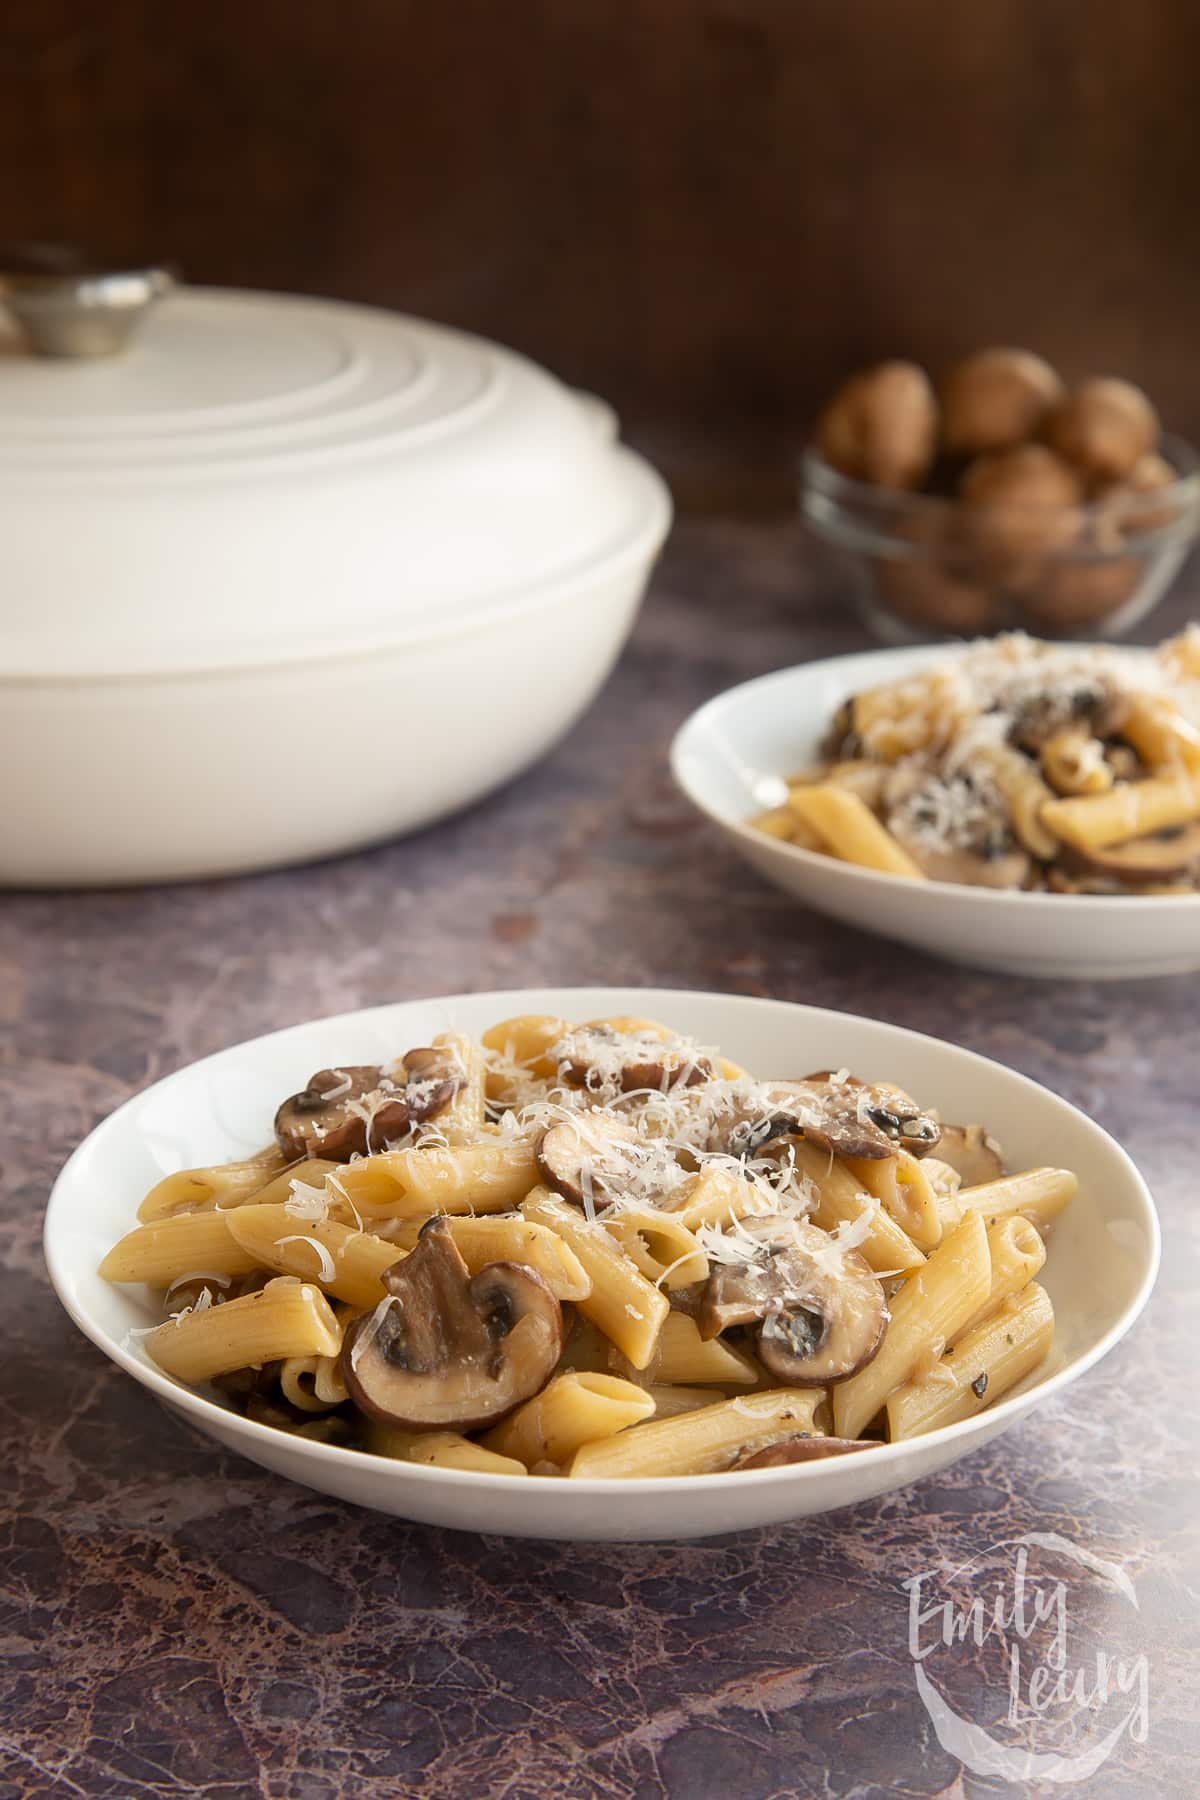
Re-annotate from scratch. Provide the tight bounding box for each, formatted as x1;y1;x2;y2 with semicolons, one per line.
801;433;1200;641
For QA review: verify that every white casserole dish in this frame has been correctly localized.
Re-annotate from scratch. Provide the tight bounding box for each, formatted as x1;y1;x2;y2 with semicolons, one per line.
0;287;671;885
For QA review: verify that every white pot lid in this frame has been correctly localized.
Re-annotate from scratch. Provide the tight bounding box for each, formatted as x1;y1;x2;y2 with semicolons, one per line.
0;284;671;675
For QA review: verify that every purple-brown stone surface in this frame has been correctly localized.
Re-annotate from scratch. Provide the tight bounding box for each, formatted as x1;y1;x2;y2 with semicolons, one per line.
2;521;1197;1798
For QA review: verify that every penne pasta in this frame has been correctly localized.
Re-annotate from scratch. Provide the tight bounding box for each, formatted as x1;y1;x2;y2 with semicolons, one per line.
520;1188;669;1369
955;1167;1078;1232
842;1150;942;1253
222;1203;405;1308
885;1283;1054;1439
482;1372;655;1467
601;1208;708;1289
100;1210;260;1287
334;1140;539;1218
956;1215;1046;1341
137;1146;289;1222
786;1141;927;1274
787;784;926;879
567;1389;825;1479
365;1421;526;1475
145;1277;341;1384
1040;771;1200;852
635;1312;759;1387
646;1383;730;1419
832;1211;991;1440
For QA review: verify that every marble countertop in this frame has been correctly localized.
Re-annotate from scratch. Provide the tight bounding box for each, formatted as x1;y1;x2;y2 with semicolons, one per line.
3;521;1196;1799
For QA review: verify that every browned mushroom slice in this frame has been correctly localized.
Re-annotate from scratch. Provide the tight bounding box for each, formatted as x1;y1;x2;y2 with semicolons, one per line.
742;1073;940;1161
554;1025;714;1094
274;1046;466;1161
1065;821;1200;884
697;1221;888;1386
536;1113;647;1208
340;1218;563;1431
274;1065;411;1160
734;1436;875;1469
934;1123;1006;1186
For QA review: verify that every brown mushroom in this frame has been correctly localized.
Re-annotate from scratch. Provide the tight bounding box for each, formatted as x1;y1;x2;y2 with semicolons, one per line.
696;1221;888;1385
734;1435;876;1469
274;1046;465;1161
939;348;1065;457
340;1218;563;1430
555;1024;713;1094
1063;821;1200;884
536;1113;645;1208
933;1124;1006;1186
884;770;1031;890
719;1072;938;1162
1045;377;1159;481
815;360;939;490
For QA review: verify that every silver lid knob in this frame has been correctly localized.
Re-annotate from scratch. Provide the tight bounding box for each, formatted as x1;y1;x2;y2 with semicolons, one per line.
0;247;176;356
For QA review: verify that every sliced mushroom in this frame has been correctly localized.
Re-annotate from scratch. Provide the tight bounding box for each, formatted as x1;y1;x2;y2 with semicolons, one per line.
274;1045;464;1161
536;1113;646;1208
696;1220;888;1385
887;811;1031;890
934;1123;1006;1186
1064;821;1200;884
554;1024;714;1094
734;1436;875;1469
883;767;1031;890
340;1218;562;1430
740;1072;939;1161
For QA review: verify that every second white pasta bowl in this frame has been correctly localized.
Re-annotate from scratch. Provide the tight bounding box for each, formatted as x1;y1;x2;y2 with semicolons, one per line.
43;987;1159;1540
670;644;1200;978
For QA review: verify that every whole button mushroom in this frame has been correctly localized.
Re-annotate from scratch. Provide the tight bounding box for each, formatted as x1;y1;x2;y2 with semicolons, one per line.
939;348;1065;456
1045;376;1160;481
341;1218;564;1430
959;444;1085;580
815;360;939;491
696;1220;888;1385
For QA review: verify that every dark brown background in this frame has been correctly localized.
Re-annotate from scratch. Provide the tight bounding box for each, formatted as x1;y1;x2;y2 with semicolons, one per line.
3;0;1199;504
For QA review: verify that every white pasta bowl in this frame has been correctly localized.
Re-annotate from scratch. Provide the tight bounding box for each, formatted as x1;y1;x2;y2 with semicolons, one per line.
670;644;1200;979
43;988;1158;1541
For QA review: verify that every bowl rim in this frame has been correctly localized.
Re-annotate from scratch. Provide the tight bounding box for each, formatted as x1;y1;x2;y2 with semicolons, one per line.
43;986;1162;1500
670;640;1200;914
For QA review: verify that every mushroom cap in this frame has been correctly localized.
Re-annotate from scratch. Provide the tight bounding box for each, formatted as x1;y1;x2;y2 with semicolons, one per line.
697;1220;889;1386
734;1435;875;1469
552;1024;714;1095
1063;822;1200;884
274;1046;465;1161
537;1112;659;1209
340;1218;563;1430
735;1073;940;1161
933;1123;1007;1187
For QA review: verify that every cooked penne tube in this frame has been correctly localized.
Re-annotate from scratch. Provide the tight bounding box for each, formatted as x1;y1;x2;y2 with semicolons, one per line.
380;1214;592;1302
956;1215;1046;1341
222;1204;405;1307
137;1146;289;1222
955;1167;1078;1232
145;1278;341;1384
521;1188;669;1368
100;1210;260;1287
832;1210;991;1440
786;1141;927;1274
483;1372;655;1467
481;1014;571;1090
636;1312;758;1387
663;1164;777;1232
567;1389;825;1479
279;1354;349;1413
1119;692;1200;773
885;1283;1054;1439
601;1208;708;1289
334;1140;539;1218
787;784;926;879
842;1150;941;1253
365;1421;526;1475
1040;771;1200;851
1039;725;1113;796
